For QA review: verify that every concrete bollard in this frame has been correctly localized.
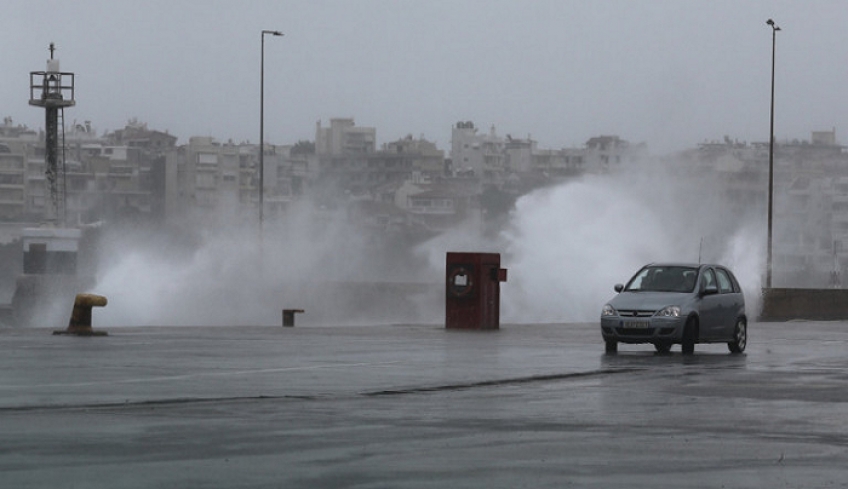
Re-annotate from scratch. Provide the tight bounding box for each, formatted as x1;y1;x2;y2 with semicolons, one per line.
282;309;304;327
54;293;108;336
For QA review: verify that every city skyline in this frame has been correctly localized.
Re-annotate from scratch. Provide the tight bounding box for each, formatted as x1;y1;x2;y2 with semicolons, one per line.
3;1;847;155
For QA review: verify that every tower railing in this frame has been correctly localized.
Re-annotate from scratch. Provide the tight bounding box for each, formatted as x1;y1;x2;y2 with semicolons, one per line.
29;71;75;107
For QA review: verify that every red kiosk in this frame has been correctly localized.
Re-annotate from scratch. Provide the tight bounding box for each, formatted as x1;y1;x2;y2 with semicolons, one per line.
445;252;508;330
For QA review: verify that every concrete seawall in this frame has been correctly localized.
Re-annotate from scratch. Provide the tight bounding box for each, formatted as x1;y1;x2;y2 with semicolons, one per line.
760;287;848;321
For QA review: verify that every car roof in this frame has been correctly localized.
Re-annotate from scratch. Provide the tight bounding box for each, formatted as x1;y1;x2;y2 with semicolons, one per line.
644;263;729;270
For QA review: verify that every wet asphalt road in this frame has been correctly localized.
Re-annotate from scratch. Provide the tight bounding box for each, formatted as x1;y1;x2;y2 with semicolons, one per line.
1;321;848;488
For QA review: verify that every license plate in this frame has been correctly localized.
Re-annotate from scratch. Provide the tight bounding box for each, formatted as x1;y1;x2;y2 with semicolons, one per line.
621;320;650;329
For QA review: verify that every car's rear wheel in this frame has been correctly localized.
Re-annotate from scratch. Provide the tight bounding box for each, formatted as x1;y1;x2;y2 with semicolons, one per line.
728;318;747;353
681;317;697;355
605;340;618;354
654;342;671;354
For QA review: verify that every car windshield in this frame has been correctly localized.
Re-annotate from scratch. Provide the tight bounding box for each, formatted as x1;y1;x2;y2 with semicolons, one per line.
624;266;698;293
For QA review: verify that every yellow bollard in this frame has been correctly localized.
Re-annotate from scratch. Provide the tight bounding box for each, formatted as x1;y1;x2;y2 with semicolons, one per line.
54;293;108;336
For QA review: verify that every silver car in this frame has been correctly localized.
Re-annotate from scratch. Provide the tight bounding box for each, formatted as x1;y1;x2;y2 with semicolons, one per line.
600;263;747;355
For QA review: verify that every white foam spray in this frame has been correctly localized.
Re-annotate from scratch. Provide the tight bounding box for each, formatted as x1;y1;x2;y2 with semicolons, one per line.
416;160;765;323
91;199;434;326
89;159;765;327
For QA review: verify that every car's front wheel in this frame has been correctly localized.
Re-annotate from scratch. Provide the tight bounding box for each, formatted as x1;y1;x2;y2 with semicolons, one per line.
654;342;671;354
728;318;747;353
605;340;618;354
681;317;697;355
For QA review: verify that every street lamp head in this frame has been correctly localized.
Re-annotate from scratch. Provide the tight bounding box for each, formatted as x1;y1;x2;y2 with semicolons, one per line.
766;18;780;31
263;30;284;37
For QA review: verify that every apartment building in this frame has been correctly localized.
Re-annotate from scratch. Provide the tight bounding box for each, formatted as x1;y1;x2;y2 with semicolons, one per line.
450;121;648;182
164;135;308;222
583;135;648;173
0;118;39;222
394;175;479;234
63;121;173;225
450;121;507;180
315;118;376;156
0;117;175;227
167;136;247;218
0;150;27;221
531;147;585;178
313;119;446;201
679;133;848;287
383;136;445;180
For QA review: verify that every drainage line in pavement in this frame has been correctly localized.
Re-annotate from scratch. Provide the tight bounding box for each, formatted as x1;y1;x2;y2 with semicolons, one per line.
361;368;644;397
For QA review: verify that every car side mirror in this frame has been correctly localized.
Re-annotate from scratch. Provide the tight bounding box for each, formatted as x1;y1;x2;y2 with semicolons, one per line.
614;284;624;293
702;284;718;296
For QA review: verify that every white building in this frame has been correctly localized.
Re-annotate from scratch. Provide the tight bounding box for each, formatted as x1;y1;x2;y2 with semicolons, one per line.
450;121;507;180
315;118;376;156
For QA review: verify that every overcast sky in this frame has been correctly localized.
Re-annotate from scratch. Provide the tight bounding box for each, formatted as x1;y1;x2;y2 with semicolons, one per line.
3;0;846;154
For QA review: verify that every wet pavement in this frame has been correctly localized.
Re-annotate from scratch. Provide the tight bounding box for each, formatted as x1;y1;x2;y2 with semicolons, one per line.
2;321;848;488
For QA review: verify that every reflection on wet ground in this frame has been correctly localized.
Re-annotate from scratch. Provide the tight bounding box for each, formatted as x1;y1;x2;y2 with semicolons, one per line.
600;349;749;369
2;321;848;488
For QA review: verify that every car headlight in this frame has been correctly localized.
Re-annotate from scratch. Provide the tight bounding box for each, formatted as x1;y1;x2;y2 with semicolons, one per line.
656;306;681;318
601;304;617;317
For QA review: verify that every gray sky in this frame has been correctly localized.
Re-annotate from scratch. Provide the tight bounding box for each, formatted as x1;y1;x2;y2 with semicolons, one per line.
3;0;846;154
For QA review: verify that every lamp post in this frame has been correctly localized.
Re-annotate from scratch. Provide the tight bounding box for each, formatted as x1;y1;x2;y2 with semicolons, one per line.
766;18;780;288
260;29;283;230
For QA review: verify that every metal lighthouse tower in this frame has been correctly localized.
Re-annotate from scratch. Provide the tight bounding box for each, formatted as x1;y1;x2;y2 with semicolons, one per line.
11;43;85;328
29;42;75;224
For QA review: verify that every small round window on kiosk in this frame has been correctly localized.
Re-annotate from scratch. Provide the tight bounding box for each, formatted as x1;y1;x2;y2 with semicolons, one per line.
448;267;473;297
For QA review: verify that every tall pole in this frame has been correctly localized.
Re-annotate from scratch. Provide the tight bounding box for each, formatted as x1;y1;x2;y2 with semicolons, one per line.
260;30;283;232
766;19;780;288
